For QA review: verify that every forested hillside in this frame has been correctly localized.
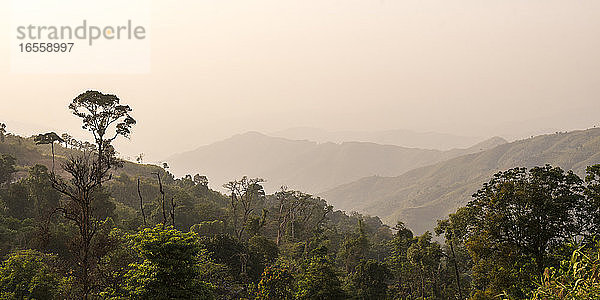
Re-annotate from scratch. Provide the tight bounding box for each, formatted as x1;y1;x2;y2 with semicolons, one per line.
0;133;162;181
167;131;506;193
1;91;599;299
323;128;600;233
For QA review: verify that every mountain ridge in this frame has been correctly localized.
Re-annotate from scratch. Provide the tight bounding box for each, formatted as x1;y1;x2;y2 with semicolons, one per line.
270;127;486;150
321;128;600;234
166;131;507;193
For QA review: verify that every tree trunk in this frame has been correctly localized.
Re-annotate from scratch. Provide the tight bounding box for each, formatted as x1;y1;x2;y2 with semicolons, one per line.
138;178;146;227
51;142;55;173
450;241;463;299
96;137;103;186
82;241;90;300
80;192;93;300
230;193;240;240
276;198;286;246
170;196;175;226
290;212;295;240
155;173;167;227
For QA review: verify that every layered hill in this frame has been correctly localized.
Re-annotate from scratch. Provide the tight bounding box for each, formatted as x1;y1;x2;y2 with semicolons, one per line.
321;128;600;234
271;127;483;150
166;132;506;193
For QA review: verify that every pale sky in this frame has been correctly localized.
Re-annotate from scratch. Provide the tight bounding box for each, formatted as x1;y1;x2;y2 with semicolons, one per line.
1;0;599;161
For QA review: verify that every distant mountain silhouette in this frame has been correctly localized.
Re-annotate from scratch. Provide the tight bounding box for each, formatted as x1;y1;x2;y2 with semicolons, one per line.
270;127;485;150
321;128;600;234
166;131;506;193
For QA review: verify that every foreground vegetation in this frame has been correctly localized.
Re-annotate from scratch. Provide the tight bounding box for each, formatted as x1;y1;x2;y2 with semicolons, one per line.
1;92;599;299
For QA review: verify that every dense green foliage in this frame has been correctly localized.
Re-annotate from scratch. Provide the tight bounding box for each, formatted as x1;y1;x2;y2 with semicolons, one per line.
532;242;600;299
253;263;296;299
296;254;346;300
465;166;589;298
119;226;215;299
1;98;600;299
0;250;61;299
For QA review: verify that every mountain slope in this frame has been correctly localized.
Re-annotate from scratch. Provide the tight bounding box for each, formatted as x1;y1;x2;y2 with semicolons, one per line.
0;134;162;181
321;128;600;234
167;132;506;193
270;127;484;150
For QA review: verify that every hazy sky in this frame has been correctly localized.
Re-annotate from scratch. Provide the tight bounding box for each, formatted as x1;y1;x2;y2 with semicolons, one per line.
1;0;599;161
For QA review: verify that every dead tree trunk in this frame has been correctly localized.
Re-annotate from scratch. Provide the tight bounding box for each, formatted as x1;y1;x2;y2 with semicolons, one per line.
138;178;146;227
153;172;167;227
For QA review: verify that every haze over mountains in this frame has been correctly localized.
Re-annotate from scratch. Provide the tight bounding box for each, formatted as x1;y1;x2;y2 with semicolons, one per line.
270;127;484;150
166;131;506;193
322;128;600;234
167;126;600;234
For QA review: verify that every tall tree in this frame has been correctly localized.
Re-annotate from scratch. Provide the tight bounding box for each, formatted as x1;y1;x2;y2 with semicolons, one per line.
137;177;147;227
223;176;266;240
152;172;168;226
386;222;415;298
435;207;474;300
69;90;136;184
273;188;331;250
34;132;64;173
50;153;116;299
407;232;442;299
275;187;292;246
465;165;586;298
339;220;370;274
274;188;312;245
